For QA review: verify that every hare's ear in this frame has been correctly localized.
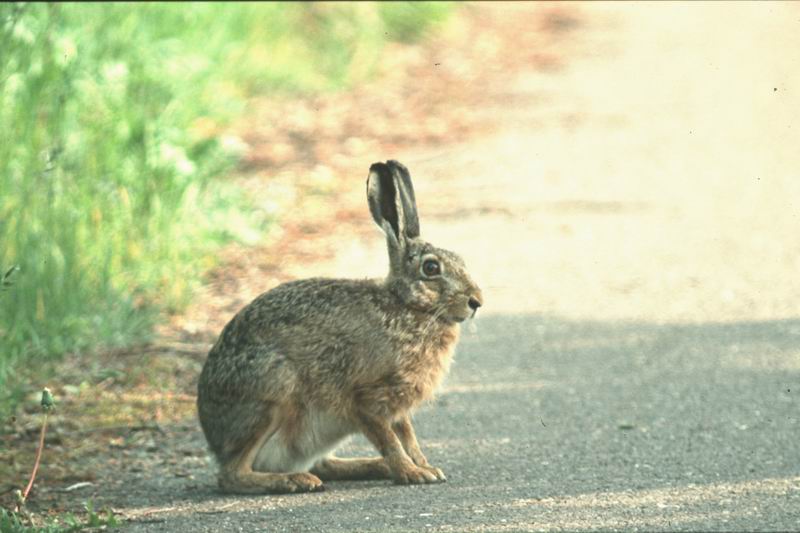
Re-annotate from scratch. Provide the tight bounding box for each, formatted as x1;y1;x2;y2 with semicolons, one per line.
367;162;401;245
387;160;420;239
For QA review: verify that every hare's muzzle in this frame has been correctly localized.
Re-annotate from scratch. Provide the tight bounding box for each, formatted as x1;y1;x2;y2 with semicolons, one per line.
468;296;482;311
467;290;483;318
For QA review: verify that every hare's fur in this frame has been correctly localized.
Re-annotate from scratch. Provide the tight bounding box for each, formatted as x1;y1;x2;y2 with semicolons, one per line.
197;161;482;494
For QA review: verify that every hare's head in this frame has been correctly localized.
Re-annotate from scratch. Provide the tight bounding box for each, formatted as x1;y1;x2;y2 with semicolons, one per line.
367;161;483;323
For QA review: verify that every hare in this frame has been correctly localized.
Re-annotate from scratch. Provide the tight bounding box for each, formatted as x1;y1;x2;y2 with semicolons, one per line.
196;160;483;494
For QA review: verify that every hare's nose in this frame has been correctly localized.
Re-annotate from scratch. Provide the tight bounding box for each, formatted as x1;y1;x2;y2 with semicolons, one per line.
468;296;482;311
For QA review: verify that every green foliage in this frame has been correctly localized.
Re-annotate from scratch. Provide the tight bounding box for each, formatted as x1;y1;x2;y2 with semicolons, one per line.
0;501;118;532
0;2;454;395
379;2;455;43
80;501;119;530
0;508;27;533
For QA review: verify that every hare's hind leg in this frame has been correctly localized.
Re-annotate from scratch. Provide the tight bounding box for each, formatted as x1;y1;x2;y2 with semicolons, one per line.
217;406;324;495
311;456;390;481
219;462;324;495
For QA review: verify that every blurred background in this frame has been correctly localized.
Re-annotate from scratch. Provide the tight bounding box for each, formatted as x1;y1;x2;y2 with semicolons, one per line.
0;1;456;400
2;1;799;527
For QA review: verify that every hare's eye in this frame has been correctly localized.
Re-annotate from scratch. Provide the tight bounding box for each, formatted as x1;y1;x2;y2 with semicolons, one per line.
422;258;441;277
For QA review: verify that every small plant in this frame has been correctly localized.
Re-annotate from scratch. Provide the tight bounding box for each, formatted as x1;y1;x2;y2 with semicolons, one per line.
1;389;120;532
0;500;118;532
15;389;55;513
79;501;118;529
0;507;27;532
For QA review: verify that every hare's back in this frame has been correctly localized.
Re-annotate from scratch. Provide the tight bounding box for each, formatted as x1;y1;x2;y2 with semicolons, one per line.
207;277;391;364
239;277;387;334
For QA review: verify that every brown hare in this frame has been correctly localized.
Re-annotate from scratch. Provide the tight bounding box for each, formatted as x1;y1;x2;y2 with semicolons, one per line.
197;160;483;494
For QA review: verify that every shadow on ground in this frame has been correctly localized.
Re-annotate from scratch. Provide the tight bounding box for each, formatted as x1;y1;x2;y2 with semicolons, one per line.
100;313;800;531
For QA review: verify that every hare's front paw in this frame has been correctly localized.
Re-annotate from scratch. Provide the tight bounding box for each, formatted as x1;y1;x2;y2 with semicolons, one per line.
392;463;447;485
409;455;446;482
422;464;446;482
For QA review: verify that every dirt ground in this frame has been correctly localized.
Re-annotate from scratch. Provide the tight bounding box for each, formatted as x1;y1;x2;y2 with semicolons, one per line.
4;2;800;531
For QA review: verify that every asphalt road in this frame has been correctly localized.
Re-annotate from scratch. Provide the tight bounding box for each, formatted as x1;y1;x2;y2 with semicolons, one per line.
117;3;800;531
121;314;800;532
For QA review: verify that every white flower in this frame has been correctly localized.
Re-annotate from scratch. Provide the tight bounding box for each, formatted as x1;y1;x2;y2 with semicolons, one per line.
220;135;249;158
158;142;196;177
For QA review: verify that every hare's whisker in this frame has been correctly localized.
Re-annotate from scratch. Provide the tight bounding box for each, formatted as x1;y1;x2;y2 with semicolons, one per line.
421;305;447;338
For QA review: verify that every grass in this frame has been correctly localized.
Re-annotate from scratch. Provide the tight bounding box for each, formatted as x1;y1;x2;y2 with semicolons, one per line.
0;2;454;403
1;501;118;532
